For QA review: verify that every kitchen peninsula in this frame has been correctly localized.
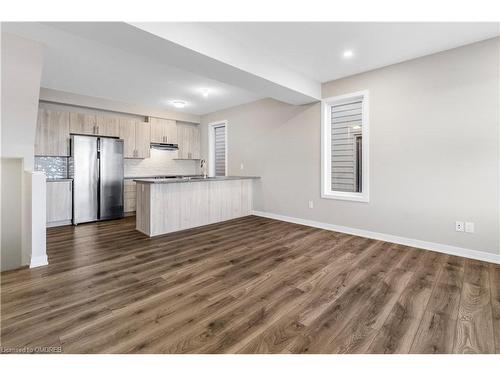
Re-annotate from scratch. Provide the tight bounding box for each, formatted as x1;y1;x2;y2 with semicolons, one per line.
134;176;259;236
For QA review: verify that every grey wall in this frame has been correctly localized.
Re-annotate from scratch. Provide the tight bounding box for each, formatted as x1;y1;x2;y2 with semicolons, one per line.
1;159;23;271
1;32;43;171
201;37;500;256
1;32;44;270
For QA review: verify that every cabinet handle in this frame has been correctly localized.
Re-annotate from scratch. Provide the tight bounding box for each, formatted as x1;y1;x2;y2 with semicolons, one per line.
165;135;168;143
97;125;100;134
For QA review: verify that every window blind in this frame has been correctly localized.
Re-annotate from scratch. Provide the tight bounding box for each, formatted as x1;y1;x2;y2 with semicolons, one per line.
214;125;226;176
331;100;363;192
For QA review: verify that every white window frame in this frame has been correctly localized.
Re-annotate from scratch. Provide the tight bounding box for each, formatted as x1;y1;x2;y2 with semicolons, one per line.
321;90;370;202
208;120;228;177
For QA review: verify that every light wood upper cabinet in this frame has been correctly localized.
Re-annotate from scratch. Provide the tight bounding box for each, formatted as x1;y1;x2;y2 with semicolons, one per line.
135;121;151;159
119;118;136;158
119;118;150;159
96;116;120;137
176;123;201;160
46;180;72;226
35;107;154;159
69;112;97;135
35;109;70;156
149;117;177;144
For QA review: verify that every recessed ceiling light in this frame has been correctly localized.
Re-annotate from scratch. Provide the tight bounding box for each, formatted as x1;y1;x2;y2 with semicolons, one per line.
343;50;354;58
171;100;187;109
201;88;210;97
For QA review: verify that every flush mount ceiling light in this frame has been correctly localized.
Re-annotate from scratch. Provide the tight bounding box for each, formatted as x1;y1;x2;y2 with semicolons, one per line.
343;50;354;58
201;88;210;97
171;100;187;108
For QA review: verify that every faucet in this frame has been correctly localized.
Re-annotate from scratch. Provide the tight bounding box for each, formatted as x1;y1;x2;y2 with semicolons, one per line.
200;159;207;179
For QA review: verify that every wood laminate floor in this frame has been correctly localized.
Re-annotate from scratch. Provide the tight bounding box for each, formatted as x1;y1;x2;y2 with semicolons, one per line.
1;216;499;354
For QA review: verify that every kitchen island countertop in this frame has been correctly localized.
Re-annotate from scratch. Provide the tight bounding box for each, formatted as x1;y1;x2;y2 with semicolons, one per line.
133;176;260;184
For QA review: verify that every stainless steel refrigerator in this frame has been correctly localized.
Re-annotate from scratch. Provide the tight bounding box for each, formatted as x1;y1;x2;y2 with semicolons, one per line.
69;135;124;224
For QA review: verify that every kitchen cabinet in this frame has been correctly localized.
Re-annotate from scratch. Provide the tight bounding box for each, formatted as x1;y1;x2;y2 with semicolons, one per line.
149;117;177;144
69;112;97;135
135;121;151;159
46;180;72;227
35;109;70;156
96;115;120;137
124;180;136;213
119;118;151;159
176;123;201;160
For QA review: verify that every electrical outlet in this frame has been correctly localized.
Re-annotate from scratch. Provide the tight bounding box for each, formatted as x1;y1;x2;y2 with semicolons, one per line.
465;222;475;233
455;221;464;232
308;200;314;209
240;163;244;170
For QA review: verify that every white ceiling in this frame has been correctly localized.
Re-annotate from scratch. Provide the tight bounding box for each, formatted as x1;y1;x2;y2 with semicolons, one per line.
2;22;263;115
3;22;499;115
202;22;500;82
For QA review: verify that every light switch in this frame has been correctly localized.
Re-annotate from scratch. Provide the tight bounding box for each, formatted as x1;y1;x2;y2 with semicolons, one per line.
465;222;475;233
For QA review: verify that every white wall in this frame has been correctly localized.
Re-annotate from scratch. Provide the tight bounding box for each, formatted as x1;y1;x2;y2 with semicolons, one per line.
1;31;45;270
201;38;500;260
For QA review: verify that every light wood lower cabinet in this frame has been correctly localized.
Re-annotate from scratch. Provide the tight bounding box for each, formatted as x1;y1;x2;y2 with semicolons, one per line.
124;180;136;213
136;179;253;236
35;109;70;156
46;180;72;227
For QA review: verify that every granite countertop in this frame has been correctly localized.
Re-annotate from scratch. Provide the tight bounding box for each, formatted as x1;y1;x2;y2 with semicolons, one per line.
124;174;202;180
46;178;73;182
134;176;260;184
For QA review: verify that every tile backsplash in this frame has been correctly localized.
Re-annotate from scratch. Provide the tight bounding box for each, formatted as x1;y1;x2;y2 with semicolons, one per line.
124;148;200;177
35;156;68;179
35;150;198;179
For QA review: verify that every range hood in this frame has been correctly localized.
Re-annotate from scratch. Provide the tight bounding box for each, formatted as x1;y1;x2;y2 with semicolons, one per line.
150;142;179;150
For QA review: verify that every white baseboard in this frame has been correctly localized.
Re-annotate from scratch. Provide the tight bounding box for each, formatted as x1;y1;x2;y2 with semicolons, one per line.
252;210;500;265
30;255;48;268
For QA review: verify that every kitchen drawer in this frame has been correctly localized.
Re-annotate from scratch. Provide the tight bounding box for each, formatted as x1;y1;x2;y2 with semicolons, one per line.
47;180;72;227
124;197;136;213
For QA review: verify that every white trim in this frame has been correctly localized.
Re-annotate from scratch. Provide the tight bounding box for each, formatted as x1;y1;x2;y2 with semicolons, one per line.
321;90;370;202
208;120;228;177
252;210;500;265
30;254;48;268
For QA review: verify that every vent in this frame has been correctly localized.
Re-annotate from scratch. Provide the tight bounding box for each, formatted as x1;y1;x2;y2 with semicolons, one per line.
150;142;179;150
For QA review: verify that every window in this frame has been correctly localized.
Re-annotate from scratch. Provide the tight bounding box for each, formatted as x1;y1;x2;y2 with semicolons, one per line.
208;121;227;177
321;90;369;202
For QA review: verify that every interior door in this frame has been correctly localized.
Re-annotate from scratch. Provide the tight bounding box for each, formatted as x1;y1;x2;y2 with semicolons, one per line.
72;135;98;224
99;137;124;220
